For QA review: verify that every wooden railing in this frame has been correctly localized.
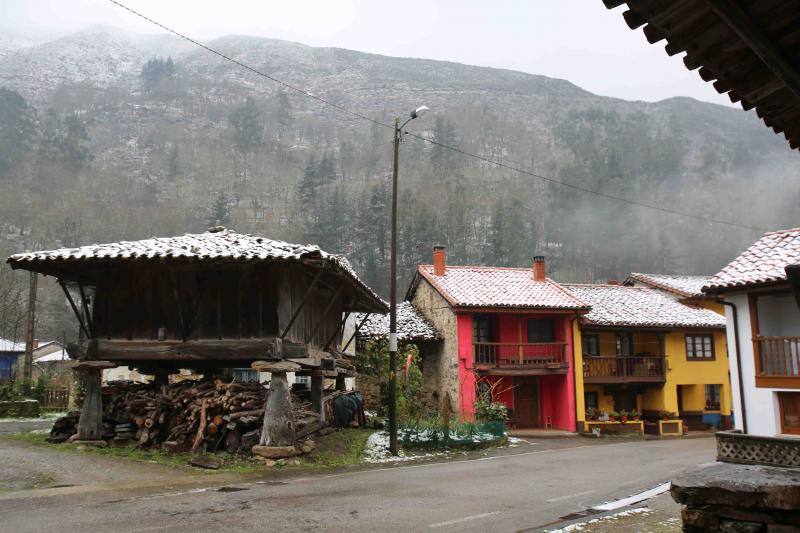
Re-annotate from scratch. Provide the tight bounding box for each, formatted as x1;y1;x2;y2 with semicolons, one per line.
754;336;800;385
41;387;70;411
473;342;567;368
583;356;665;381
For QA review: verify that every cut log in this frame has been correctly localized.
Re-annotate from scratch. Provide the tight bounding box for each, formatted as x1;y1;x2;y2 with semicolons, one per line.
190;399;207;453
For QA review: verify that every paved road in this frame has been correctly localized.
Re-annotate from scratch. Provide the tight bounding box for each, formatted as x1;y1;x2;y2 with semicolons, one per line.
0;436;713;532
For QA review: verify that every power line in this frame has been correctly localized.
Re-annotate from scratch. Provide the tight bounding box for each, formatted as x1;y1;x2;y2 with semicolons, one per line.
107;0;768;234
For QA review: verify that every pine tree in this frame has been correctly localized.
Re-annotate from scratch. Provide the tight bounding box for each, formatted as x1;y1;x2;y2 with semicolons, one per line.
208;192;232;228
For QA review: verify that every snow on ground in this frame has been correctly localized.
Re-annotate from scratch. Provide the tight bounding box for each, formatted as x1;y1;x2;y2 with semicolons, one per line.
548;508;652;532
362;431;449;464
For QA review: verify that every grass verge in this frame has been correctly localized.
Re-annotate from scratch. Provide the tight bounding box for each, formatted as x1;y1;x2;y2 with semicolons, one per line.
4;428;375;473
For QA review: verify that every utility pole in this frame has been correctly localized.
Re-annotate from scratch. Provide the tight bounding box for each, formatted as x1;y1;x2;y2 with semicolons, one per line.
23;271;37;383
389;117;400;456
388;106;429;456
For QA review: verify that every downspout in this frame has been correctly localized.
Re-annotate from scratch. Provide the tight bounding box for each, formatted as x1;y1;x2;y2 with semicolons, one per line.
570;315;579;432
720;299;747;434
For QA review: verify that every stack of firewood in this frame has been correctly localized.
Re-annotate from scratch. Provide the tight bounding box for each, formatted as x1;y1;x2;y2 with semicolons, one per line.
50;379;362;454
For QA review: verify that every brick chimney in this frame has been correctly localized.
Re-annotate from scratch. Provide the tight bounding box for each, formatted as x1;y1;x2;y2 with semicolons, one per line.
433;245;446;276
533;256;546;282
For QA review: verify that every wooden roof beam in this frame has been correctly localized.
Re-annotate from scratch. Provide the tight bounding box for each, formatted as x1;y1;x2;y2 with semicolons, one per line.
704;0;800;100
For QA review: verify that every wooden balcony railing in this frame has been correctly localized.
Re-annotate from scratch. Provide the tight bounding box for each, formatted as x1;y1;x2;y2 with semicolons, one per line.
754;336;800;387
583;356;665;382
473;342;567;369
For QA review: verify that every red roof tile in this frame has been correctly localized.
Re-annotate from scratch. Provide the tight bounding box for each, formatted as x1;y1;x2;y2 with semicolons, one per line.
704;228;800;292
416;265;588;311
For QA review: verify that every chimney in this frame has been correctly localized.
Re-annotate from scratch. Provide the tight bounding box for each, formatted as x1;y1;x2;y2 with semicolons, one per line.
533;256;546;282
32;338;39;350
433;245;446;276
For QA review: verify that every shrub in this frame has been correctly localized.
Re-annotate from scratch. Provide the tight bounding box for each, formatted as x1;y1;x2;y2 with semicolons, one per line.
474;398;508;423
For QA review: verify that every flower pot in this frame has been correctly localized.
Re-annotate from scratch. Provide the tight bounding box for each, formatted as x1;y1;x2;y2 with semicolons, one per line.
620;416;628;423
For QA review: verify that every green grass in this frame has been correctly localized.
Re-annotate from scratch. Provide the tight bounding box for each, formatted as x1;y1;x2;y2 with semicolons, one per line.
3;432;262;473
4;428;376;472
298;429;374;469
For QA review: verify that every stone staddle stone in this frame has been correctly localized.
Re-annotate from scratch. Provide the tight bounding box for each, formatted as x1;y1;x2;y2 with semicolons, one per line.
671;462;800;511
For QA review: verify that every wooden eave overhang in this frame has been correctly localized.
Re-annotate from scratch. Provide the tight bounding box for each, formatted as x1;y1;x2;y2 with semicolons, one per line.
604;0;800;150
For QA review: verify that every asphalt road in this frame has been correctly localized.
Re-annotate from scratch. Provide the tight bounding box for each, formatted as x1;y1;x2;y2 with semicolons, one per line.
0;436;713;532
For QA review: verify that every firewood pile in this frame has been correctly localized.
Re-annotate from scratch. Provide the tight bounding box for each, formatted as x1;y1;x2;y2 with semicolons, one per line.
49;379;364;454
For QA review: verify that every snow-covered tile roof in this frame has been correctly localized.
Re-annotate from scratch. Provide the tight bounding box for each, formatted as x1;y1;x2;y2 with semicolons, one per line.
625;273;713;298
564;284;725;329
417;265;589;310
7;228;386;312
35;349;70;362
0;338;26;353
704;228;800;292
353;302;441;342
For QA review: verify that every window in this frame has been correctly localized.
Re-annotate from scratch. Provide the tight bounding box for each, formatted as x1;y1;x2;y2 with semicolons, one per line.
686;334;715;360
474;316;492;343
254;209;265;220
615;334;633;357
233;368;260;383
476;381;491;401
585;391;599;410
583;334;600;356
705;384;721;410
527;319;555;342
294;375;310;386
779;392;800;435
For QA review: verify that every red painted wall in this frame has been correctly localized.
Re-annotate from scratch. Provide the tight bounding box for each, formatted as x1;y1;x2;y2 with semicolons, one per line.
456;311;577;432
457;314;476;419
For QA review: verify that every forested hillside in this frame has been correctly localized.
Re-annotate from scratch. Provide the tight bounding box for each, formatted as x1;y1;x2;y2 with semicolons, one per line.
1;25;798;342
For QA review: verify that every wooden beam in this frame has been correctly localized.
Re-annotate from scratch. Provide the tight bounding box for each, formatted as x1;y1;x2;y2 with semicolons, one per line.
324;311;350;351
168;268;187;341
77;283;93;339
58;279;91;339
704;0;800;100
96;338;285;361
280;266;325;339
342;313;371;353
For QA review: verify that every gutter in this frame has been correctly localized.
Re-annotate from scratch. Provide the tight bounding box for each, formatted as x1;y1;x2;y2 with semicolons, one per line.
719;299;747;434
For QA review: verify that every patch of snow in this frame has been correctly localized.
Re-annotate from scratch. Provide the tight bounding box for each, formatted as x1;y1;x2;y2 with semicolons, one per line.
548;507;651;532
362;431;448;464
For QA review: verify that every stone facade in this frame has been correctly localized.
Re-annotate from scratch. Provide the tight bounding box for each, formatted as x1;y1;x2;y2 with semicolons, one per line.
410;279;459;414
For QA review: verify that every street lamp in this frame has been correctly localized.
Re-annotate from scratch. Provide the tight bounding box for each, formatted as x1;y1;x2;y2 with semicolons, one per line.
389;105;429;456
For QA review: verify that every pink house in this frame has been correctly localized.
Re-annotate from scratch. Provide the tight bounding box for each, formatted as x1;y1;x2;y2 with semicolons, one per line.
406;248;589;431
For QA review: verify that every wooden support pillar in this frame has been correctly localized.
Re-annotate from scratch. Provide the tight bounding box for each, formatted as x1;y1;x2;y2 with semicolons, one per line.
252;360;300;447
74;361;115;441
311;373;325;423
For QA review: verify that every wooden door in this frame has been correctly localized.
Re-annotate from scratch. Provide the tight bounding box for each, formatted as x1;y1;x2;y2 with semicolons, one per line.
514;377;540;428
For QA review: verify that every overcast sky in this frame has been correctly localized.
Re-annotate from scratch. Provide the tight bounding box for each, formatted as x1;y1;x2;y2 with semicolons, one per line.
1;0;732;106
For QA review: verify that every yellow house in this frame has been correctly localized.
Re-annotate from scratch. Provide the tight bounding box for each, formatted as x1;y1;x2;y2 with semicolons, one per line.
566;280;731;431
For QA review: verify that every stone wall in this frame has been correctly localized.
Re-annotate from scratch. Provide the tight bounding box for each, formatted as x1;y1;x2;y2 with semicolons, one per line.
410;280;459;414
0;399;40;418
671;462;800;532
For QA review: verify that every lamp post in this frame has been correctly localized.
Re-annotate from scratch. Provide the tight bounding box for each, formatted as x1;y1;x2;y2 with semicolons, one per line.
389;105;429;456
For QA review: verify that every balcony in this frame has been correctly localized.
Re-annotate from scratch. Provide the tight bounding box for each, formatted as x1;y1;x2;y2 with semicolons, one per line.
473;342;568;375
754;336;800;388
583;355;665;384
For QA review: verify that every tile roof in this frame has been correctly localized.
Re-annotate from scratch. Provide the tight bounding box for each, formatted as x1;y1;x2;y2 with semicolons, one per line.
7;228;386;312
704;228;800;292
353;302;441;342
416;265;589;310
0;338;26;353
35;349;70;362
625;273;713;298
564;284;725;329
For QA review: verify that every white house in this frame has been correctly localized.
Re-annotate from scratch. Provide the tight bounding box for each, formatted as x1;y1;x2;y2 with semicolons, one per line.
704;228;800;436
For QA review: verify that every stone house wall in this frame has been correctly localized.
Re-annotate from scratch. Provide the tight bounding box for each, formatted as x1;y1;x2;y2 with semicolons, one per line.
410;280;460;415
